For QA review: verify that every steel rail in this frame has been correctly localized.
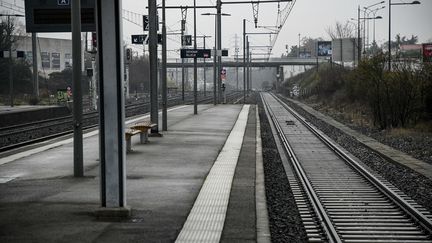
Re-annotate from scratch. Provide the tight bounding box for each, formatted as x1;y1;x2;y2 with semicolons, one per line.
271;93;432;236
261;92;341;243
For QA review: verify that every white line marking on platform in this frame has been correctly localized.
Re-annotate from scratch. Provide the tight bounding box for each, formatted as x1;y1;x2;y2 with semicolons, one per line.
175;104;250;243
0;106;188;166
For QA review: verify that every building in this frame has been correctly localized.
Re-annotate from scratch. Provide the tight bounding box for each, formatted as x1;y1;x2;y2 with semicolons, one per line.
14;36;84;76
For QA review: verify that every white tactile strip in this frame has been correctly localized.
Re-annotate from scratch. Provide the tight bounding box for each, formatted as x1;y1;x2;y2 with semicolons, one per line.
175;105;250;243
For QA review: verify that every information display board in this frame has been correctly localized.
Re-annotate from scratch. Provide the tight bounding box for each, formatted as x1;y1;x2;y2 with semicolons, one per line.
24;0;96;32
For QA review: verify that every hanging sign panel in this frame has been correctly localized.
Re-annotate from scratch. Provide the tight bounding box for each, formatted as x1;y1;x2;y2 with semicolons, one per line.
24;0;96;32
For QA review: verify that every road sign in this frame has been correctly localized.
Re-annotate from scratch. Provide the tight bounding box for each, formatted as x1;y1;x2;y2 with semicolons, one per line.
221;68;227;80
181;49;212;58
131;34;148;44
182;35;192;46
158;34;163;45
131;34;162;45
143;15;149;31
222;49;229;56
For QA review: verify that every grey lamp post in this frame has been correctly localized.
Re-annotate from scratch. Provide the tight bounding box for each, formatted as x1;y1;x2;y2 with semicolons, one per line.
201;12;231;105
388;0;420;70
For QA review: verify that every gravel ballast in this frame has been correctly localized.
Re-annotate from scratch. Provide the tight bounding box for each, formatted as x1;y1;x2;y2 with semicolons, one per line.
279;95;432;214
257;96;308;243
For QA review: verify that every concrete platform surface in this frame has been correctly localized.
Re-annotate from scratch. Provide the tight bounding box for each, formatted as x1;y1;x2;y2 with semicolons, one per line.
0;104;262;242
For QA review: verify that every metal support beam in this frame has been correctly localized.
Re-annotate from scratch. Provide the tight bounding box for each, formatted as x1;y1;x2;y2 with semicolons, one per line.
181;8;187;101
217;0;222;104
193;0;198;114
96;0;128;209
149;0;160;135
243;19;246;104
72;0;83;177
32;33;39;97
162;0;168;131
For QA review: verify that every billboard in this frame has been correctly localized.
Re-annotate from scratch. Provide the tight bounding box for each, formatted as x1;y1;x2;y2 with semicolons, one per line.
423;43;432;62
317;41;332;57
332;38;360;62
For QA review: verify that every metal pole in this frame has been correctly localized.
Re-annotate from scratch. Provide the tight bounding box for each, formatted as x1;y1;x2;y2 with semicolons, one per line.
213;16;217;105
388;0;391;70
243;19;246;104
298;33;300;58
181;20;185;101
213;45;217;105
203;36;206;96
162;0;168;131
72;0;83;177
32;32;39;97
149;0;160;134
246;37;250;95
8;16;13;107
217;0;222;104
96;0;128;210
193;0;198;115
358;6;361;64
373;15;376;44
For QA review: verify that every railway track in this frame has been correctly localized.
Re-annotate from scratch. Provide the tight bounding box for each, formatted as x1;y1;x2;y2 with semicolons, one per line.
261;92;432;243
0;91;243;152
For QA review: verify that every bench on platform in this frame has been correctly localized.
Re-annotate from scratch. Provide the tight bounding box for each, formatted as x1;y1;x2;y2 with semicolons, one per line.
130;121;157;144
125;129;141;152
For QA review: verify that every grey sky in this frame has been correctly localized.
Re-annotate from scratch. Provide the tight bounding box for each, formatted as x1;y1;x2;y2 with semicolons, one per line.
125;0;432;57
2;0;431;58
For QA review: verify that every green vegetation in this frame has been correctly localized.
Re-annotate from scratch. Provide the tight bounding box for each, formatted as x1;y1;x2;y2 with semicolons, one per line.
283;57;432;130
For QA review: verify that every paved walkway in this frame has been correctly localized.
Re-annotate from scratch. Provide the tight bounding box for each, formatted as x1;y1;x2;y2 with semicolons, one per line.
0;104;269;242
287;97;432;180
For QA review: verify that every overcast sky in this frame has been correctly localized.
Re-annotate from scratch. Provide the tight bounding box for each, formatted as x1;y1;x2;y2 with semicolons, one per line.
2;0;431;58
125;0;432;58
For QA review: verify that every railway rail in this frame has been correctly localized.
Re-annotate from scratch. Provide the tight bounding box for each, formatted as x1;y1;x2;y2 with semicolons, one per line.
261;92;432;243
0;91;243;152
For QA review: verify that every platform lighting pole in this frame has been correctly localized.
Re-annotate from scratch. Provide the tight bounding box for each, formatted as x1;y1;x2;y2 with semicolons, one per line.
363;2;384;51
193;0;198;115
388;0;420;70
372;7;385;44
71;0;83;177
162;0;168;130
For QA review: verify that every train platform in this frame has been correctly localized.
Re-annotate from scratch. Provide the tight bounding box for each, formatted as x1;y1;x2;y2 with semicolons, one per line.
0;104;269;242
0;105;70;127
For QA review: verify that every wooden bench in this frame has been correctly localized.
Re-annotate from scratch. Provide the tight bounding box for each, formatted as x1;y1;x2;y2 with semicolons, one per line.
129;121;157;144
125;129;141;152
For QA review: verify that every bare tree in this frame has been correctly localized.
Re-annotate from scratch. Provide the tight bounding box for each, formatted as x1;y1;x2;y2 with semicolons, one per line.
326;21;355;40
